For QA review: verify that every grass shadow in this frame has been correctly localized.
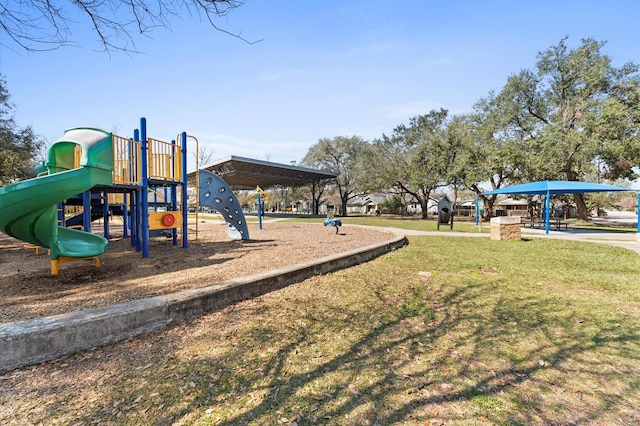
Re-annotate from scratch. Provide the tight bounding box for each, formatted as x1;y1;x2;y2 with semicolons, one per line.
1;235;639;424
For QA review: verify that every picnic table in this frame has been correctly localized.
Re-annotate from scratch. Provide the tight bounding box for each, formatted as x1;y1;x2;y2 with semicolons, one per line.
522;217;569;231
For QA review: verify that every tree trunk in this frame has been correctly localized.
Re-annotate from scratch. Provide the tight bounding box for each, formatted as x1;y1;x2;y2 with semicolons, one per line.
340;196;348;217
480;195;497;220
573;193;589;221
311;183;323;215
566;172;589;221
420;197;429;220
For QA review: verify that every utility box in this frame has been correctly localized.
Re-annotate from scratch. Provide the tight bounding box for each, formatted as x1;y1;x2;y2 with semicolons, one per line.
490;216;522;240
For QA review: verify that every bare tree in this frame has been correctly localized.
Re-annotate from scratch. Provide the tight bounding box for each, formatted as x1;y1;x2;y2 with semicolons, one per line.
1;0;261;53
196;145;216;167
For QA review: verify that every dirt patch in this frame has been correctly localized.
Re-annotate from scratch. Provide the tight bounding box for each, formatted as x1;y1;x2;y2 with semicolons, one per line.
0;219;395;324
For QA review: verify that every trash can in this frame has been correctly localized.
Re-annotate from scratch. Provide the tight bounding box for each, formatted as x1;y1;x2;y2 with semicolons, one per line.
438;207;450;224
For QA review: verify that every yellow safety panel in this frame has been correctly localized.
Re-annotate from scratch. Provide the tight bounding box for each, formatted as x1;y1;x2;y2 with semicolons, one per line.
108;193;125;204
147;137;183;182
112;134;142;185
74;145;82;169
148;211;183;230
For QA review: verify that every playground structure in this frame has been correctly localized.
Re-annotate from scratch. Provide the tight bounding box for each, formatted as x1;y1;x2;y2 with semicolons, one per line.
0;117;249;275
198;169;249;240
246;185;272;230
324;215;342;234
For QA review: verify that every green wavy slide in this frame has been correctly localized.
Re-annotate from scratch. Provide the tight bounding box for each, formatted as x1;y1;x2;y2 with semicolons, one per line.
0;128;114;266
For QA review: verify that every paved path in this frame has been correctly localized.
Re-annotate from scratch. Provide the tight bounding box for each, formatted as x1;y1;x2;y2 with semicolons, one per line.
379;226;640;255
520;227;640;255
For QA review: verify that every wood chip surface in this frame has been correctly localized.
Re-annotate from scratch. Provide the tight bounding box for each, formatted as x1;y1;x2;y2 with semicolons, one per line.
0;219;395;323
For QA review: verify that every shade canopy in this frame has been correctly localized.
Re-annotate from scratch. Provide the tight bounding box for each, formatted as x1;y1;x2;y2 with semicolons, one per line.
187;156;338;190
482;180;632;196
478;180;638;235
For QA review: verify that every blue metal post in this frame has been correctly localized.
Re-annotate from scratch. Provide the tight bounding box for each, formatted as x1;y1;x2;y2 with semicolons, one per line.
544;191;551;234
103;190;109;240
58;202;65;227
136;189;143;251
132;191;139;249
123;193;129;238
170;139;178;246
258;193;263;229
82;190;92;232
181;132;188;248
636;192;640;242
140;118;150;258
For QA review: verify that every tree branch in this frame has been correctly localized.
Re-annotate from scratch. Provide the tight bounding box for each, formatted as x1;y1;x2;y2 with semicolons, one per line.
1;0;261;53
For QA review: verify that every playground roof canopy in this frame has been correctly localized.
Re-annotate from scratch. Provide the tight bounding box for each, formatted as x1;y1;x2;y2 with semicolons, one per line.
481;180;633;196
189;156;338;190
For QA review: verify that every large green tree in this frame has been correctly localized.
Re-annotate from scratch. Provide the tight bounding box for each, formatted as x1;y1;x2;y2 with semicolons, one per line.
373;109;457;219
457;93;531;218
0;77;44;186
302;136;371;217
488;37;640;220
441;114;474;210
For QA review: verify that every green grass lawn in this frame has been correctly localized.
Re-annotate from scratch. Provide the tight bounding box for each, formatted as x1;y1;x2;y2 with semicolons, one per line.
3;226;639;425
286;215;486;233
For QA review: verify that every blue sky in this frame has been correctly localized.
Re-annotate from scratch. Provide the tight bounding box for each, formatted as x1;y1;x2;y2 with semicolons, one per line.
1;0;639;171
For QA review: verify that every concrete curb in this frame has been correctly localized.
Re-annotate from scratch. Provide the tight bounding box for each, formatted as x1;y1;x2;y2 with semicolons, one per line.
0;230;408;372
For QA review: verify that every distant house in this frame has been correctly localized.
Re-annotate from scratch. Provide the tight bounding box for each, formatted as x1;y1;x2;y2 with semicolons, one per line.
494;195;577;218
346;192;450;216
412;193;450;216
347;193;387;214
290;200;334;215
452;196;531;219
495;197;529;217
455;200;477;217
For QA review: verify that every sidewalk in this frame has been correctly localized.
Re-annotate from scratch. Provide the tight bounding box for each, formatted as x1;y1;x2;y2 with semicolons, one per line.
374;225;640;256
520;227;640;255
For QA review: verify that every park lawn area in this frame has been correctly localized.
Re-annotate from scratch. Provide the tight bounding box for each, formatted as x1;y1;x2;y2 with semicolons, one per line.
2;236;639;425
288;215;486;233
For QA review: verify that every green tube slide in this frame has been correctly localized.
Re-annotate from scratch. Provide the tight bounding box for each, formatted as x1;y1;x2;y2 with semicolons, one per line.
0;128;114;262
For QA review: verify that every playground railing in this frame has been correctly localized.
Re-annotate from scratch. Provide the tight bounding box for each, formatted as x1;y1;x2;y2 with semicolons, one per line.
112;135;142;186
147;137;183;182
